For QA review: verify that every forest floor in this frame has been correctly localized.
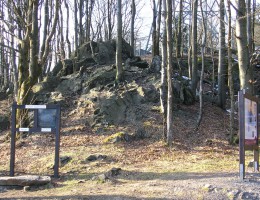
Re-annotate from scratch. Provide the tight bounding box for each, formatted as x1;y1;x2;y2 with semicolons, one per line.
0;94;260;200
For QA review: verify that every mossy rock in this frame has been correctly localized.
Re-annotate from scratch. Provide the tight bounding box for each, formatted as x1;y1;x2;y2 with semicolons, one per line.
103;132;132;143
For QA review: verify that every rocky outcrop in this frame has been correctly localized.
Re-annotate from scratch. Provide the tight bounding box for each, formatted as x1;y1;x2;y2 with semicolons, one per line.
52;39;133;77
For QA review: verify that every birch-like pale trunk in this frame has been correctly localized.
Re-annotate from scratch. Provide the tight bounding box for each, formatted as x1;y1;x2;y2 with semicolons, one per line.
160;0;167;140
166;0;173;146
191;0;198;96
196;0;206;129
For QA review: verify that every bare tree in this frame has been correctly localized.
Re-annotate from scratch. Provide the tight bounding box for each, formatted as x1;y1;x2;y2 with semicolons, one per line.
79;0;84;44
176;0;183;58
64;1;72;58
74;0;79;53
130;0;136;57
217;0;226;109
191;0;198;96
247;0;253;56
196;0;206;129
166;0;173;146
160;0;167;140
152;0;157;56
107;0;116;40
116;0;123;84
155;0;162;56
236;0;253;93
227;0;235;143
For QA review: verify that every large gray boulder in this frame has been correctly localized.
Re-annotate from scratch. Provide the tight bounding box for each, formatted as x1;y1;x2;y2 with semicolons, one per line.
56;74;82;94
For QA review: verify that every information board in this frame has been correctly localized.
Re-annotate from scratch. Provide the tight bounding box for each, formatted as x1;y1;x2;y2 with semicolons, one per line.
238;90;259;180
10;102;61;178
38;109;57;128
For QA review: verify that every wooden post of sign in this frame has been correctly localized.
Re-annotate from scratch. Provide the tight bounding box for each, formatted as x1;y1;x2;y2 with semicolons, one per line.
239;90;245;180
54;105;61;178
10;103;17;176
254;101;259;172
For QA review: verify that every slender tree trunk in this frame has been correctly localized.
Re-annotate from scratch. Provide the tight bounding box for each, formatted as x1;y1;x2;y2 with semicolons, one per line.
107;0;112;40
197;0;206;129
217;0;226;109
74;0;78;54
116;0;123;83
252;0;256;52
176;0;183;58
87;0;94;42
152;0;157;57
39;0;49;80
191;0;198;96
79;0;84;44
0;10;4;89
59;7;66;60
130;0;136;57
161;0;167;140
155;0;162;56
236;0;253;94
209;21;216;101
166;0;173;146
65;1;72;58
247;0;252;56
188;2;192;79
227;0;235;143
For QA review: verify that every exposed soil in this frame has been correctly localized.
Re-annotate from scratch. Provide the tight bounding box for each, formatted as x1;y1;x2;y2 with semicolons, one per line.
0;92;260;200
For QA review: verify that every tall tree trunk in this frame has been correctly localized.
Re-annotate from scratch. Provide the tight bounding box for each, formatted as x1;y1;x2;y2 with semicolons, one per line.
116;0;123;84
74;0;78;54
152;0;157;57
79;0;84;44
252;0;256;52
130;0;136;57
176;0;183;58
9;15;18;99
217;0;226;109
227;0;235;144
0;9;4;89
107;0;113;40
197;0;206;129
40;0;49;61
236;0;253;94
65;1;72;58
209;20;216;101
166;0;173;146
188;2;192;79
191;0;198;96
17;0;39;126
58;7;66;60
155;0;162;56
160;0;167;140
247;0;252;56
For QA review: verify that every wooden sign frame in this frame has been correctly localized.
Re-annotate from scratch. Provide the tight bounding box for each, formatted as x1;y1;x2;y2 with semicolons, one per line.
238;90;259;180
10;102;61;178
